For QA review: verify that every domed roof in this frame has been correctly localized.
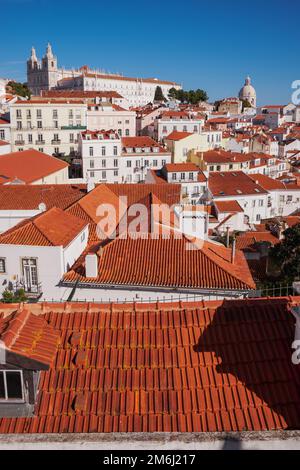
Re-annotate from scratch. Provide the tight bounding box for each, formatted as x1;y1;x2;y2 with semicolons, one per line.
239;76;256;101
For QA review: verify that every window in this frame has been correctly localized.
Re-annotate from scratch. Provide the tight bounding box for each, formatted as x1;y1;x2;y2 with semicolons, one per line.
193;125;198;132
163;126;167;133
54;147;59;154
70;133;74;143
90;171;95;178
102;159;106;168
53;134;59;142
17;121;22;130
216;165;221;171
38;134;43;142
153;160;158;167
0;258;6;273
53;110;58;119
27;121;32;129
53;121;58;128
102;171;106;179
114;170;118;176
101;146;106;156
209;166;214;171
125;129;130;136
37;121;42;128
0;130;4;140
114;159;118;167
189;172;194;180
16;109;22;118
172;173;177;181
252;200;256;207
26;110;31;119
28;134;32;143
0;370;24;401
162;159;166;166
127;160;131;167
90;160;94;168
36;110;42;118
256;214;261;221
81;232;85;242
259;200;264;207
183;125;187;132
113;146;118;156
118;129;122;136
125;120;130;124
89;146;93;156
181;173;185;180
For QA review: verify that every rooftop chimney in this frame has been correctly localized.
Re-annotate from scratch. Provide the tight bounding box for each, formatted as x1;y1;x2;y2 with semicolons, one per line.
87;178;95;193
231;237;236;264
85;253;98;278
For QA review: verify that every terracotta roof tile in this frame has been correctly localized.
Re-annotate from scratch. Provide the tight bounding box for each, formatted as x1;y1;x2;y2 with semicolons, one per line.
0;184;86;210
0;297;299;433
0;149;68;184
0;207;87;247
63;236;255;291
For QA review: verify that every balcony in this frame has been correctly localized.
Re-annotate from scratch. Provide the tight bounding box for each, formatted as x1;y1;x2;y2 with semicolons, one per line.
14;280;43;301
51;139;61;144
14;140;25;145
35;140;45;145
61;125;87;130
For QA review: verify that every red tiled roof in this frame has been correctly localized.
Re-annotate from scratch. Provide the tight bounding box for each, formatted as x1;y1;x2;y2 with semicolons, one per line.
0;207;87;247
0;297;299;433
209;171;268;197
164;163;199;172
0;149;68;184
14;99;85;105
64;236;255;291
0;184;86;210
66;183;181;241
0;140;9;146
249;174;286;191
214;200;244;213
121;136;161;148
201;150;250;164
236;232;280;251
165;131;193;141
0;308;59;366
82;72;179;86
40;90;123;99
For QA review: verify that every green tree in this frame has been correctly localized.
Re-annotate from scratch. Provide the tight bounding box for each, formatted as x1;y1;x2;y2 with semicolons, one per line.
167;87;208;104
1;288;27;303
154;86;166;102
270;224;300;279
168;87;178;100
242;99;252;111
7;81;31;98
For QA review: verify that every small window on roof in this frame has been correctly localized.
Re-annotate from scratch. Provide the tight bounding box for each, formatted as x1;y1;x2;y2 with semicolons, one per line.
236;189;242;194
0;370;24;401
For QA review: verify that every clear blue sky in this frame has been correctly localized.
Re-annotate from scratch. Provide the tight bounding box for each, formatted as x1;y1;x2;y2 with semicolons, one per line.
0;0;299;105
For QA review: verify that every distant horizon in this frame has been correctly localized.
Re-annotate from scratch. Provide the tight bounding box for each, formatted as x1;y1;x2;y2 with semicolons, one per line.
0;0;299;105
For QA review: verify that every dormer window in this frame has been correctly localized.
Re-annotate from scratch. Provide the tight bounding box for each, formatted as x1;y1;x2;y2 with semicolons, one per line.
0;370;24;402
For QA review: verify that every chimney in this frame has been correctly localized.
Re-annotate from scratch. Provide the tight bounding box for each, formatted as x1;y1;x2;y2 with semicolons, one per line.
231;237;236;264
290;304;300;341
87;178;95;193
85;253;98;278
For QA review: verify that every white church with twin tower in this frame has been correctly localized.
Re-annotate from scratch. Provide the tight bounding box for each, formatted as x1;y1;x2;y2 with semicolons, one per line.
27;43;181;106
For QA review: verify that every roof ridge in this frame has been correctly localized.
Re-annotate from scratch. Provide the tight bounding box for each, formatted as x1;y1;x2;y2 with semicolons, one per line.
201;242;255;289
1;308;31;349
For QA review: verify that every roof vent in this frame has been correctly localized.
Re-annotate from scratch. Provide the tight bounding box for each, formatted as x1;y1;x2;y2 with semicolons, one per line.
85;253;98;278
38;202;47;212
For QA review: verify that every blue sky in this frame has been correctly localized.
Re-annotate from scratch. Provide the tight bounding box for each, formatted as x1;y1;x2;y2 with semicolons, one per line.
0;0;299;104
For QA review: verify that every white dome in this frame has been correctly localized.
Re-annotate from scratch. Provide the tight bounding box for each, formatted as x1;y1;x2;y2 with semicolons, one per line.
239;76;256;107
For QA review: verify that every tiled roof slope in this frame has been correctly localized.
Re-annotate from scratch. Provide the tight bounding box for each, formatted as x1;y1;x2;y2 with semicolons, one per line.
0;297;299;433
0;308;59;366
0;207;87;247
64;236;255;290
0;184;86;210
66;184;181;241
0;149;68;184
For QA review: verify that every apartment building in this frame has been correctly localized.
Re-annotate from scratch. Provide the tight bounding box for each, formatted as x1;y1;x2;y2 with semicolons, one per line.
10;99;87;156
87;102;136;136
80;132;171;184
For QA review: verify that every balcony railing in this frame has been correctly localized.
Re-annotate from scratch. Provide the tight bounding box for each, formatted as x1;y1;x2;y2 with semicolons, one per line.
61;125;87;130
14;140;25;145
35;140;45;145
51;139;61;144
